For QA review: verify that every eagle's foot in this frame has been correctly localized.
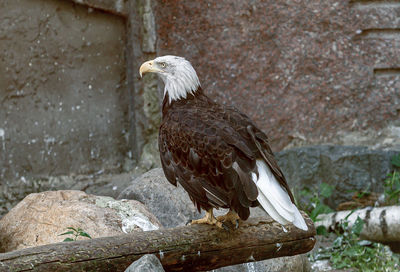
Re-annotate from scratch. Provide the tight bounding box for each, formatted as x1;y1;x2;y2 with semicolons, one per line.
189;209;227;230
217;210;240;229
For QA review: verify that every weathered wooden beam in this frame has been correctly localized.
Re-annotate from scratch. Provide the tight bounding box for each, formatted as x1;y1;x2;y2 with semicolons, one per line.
0;215;315;272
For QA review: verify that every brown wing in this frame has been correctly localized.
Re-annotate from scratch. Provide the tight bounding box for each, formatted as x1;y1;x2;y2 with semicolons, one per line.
159;105;259;219
220;104;295;202
159;94;294;219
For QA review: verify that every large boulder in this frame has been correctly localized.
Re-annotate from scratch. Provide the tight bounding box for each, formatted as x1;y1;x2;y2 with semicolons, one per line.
0;190;162;252
276;145;399;207
0;170;144;219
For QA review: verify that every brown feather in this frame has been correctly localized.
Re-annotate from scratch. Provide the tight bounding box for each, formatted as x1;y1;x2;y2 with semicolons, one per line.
159;87;295;220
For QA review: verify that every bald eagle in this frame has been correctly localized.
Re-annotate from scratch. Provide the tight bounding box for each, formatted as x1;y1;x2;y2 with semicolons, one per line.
139;56;307;231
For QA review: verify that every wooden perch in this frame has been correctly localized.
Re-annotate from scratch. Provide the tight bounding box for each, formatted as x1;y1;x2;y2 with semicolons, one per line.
0;215;315;272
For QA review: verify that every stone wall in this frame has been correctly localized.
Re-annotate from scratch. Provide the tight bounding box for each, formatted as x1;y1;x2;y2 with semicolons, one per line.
153;0;400;151
0;0;128;180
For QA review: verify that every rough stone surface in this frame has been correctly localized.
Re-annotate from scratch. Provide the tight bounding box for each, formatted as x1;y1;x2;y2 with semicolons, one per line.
140;0;157;53
276;145;399;207
217;254;311;272
0;0;128;181
0;169;144;218
153;0;400;151
126;0;160;165
0;190;162;253
124;254;165;272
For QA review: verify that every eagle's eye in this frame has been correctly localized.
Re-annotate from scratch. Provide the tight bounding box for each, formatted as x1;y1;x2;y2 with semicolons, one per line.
160;62;167;68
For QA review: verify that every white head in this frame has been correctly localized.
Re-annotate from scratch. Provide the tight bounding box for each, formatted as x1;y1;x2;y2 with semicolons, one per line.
139;55;200;103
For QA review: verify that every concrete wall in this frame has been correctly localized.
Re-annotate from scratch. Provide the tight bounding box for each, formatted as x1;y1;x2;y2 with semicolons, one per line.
1;0;399;184
0;0;128;180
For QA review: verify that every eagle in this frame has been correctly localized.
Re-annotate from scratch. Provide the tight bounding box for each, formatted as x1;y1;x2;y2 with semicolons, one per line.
139;56;307;231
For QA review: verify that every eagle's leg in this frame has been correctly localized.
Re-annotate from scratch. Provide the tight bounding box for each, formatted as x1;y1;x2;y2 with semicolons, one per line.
189;209;225;229
217;210;240;229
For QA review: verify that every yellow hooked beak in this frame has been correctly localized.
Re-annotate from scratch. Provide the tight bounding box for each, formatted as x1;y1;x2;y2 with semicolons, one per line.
139;60;162;77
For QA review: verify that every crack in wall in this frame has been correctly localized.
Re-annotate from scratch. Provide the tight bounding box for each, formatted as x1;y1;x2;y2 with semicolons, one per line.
355;28;400;39
374;67;400;76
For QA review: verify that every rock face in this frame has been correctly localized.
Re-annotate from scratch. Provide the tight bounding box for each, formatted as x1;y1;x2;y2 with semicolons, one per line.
0;190;162;253
124;254;165;272
118;168;202;228
153;0;400;151
276;145;399;207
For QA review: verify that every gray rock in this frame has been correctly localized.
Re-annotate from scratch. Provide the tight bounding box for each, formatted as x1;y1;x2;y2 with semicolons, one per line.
276;145;398;207
118;167;273;228
124;254;165;272
118;168;202;228
216;254;310;272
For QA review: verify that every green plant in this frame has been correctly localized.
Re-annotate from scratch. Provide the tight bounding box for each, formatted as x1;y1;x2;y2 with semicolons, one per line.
296;182;334;235
391;153;400;168
59;227;92;242
302;161;400;271
350;183;371;199
384;154;400;205
311;216;399;271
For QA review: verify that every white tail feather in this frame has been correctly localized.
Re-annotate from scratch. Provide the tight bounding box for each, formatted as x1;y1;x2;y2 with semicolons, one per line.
256;189;291;225
253;160;308;231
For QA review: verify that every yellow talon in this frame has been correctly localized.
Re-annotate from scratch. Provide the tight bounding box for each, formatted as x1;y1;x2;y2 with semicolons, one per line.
189;209;225;229
217;210;240;228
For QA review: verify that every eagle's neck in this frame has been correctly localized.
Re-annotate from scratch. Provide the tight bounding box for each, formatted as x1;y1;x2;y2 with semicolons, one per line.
160;64;201;103
162;87;207;115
